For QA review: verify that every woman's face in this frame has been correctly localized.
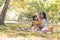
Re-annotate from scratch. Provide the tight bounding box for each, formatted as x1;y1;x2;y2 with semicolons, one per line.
39;13;44;19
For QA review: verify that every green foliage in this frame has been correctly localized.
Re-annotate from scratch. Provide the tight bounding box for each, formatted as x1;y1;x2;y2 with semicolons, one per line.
0;0;5;7
0;0;60;23
25;13;33;18
27;0;44;12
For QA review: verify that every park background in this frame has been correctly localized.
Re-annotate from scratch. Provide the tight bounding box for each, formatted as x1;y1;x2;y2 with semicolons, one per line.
0;0;60;40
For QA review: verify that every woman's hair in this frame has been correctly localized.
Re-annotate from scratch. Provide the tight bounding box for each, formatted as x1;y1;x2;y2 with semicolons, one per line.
39;12;46;19
33;15;37;20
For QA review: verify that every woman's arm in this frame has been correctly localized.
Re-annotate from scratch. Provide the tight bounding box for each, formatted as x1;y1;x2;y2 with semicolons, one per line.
41;19;46;28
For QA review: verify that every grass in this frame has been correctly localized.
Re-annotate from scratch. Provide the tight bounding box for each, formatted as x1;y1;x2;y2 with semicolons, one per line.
0;24;60;40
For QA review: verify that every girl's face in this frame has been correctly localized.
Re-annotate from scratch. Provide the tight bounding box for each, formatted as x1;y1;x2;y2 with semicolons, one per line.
34;17;38;21
39;13;44;19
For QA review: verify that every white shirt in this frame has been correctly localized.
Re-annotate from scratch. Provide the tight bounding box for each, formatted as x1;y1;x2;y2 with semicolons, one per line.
41;19;46;27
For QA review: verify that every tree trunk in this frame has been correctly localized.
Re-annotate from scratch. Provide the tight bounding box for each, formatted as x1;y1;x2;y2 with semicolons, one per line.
0;0;10;24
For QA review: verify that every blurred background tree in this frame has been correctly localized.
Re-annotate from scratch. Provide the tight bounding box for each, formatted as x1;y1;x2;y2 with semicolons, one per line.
0;0;60;24
0;0;10;24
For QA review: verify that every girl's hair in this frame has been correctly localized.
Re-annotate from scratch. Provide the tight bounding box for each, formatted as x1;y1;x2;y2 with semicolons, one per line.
33;15;37;20
39;12;46;19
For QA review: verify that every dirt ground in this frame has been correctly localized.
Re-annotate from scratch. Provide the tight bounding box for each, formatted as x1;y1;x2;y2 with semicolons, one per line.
0;35;48;40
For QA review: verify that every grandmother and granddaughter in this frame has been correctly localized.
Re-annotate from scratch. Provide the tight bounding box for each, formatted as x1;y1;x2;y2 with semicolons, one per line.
21;12;47;32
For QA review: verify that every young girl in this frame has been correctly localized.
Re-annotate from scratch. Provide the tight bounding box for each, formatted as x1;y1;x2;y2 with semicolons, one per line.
30;15;42;31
